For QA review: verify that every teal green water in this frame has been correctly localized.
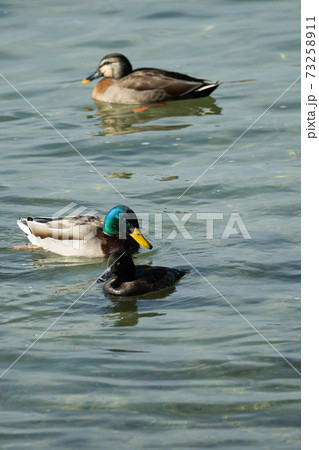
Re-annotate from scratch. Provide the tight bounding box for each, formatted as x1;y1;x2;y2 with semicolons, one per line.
1;1;300;449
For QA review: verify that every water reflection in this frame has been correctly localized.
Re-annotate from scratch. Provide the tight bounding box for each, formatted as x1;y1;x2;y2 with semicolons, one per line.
22;250;104;268
85;96;222;136
99;287;176;326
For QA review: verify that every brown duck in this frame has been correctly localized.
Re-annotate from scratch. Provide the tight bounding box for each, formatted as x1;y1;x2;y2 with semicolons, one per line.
82;53;220;104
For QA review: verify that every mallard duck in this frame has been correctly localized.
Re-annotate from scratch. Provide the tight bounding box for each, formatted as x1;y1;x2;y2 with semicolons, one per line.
99;251;185;296
82;53;221;104
17;205;152;258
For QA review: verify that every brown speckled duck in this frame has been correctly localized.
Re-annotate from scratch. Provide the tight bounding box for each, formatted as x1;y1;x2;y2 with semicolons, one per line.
82;53;221;104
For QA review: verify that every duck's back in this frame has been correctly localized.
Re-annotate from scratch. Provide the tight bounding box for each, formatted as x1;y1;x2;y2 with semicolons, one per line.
132;67;206;83
104;265;185;296
93;68;219;104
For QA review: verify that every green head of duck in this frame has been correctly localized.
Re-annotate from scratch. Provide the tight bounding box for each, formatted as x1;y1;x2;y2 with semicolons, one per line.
103;205;152;249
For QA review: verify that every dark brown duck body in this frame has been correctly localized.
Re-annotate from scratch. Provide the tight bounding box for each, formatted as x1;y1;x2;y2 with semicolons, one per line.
101;251;186;296
83;53;221;105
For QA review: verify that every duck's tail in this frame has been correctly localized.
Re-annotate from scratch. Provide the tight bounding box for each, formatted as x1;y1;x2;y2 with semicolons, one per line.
194;81;221;98
17;218;32;236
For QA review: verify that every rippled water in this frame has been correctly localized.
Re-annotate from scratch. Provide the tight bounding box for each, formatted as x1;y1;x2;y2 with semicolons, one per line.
1;0;300;448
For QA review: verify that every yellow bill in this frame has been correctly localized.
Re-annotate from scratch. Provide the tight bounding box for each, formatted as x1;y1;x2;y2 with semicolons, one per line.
82;78;91;84
130;227;152;249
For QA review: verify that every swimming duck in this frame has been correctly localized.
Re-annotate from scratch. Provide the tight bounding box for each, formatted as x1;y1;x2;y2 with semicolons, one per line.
17;205;152;258
82;53;221;104
99;251;186;296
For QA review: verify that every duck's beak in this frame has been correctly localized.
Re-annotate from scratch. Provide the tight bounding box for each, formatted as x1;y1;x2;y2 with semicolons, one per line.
130;227;153;249
82;69;103;84
97;268;112;283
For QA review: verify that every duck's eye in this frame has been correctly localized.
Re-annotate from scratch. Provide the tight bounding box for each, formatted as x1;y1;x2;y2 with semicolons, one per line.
99;62;109;70
117;262;121;266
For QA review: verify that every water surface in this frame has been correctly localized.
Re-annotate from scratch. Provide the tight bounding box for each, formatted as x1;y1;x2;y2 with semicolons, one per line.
0;0;300;448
